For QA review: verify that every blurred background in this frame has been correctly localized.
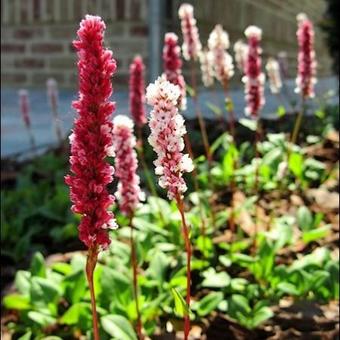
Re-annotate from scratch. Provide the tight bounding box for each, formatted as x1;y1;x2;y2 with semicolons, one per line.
1;0;339;157
0;0;336;88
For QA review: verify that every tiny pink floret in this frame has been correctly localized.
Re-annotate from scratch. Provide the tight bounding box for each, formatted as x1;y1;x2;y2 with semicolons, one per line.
146;76;194;200
65;15;117;249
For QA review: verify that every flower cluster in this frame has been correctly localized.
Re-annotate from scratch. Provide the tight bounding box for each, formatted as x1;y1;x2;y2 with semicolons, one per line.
178;3;202;61
242;25;265;118
65;15;117;249
295;13;317;99
265;58;282;94
233;40;248;74
162;32;187;110
199;48;215;87
146;76;194;200
208;24;234;88
18;89;30;127
112;115;144;216
129;55;147;127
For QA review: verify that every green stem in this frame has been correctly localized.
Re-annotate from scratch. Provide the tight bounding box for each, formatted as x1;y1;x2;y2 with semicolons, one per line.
86;246;100;340
290;99;305;146
129;214;143;340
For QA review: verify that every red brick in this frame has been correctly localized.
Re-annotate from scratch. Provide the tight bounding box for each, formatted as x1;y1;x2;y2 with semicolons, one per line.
31;43;63;53
130;25;148;36
13;28;43;39
14;58;45;68
1;44;26;53
32;72;64;85
130;0;141;20
1;73;27;84
20;1;29;23
116;0;125;19
33;0;41;20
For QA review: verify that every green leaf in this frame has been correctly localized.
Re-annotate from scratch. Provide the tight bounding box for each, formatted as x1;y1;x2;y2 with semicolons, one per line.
297;206;313;231
52;262;72;275
219;255;232;268
63;269;87;304
228;294;251;315
101;314;137;340
202;268;231;288
15;270;31;295
30;252;46;278
171;287;189;317
18;332;32;340
277;105;286;117
30;277;61;304
252;306;273;327
196;292;224;316
315;110;325;119
186;84;195;97
3;294;30;310
239;118;257;131
146;250;170;284
206;101;222;117
27;311;56;326
302;225;331;243
196;235;213;257
288;152;304;178
277;282;299;295
60;302;90;325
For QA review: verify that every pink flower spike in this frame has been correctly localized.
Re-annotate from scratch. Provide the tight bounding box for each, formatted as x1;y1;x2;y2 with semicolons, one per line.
233;40;248;74
146;76;194;200
163;32;187;110
295;13;317;99
242;26;265;119
208;24;234;89
112;115;145;216
265;58;282;94
178;3;202;61
129;56;147;127
199;48;215;88
18;89;31;127
65;15;118;250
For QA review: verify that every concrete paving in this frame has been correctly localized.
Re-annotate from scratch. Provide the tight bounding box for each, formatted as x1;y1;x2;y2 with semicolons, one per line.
1;76;338;158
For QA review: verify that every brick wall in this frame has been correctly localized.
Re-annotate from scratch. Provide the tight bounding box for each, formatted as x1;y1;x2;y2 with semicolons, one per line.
1;0;333;88
1;0;149;88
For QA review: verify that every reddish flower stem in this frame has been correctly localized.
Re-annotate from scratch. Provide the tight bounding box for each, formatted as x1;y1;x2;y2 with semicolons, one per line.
129;214;143;340
175;195;191;340
86;245;100;340
290;98;305;146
